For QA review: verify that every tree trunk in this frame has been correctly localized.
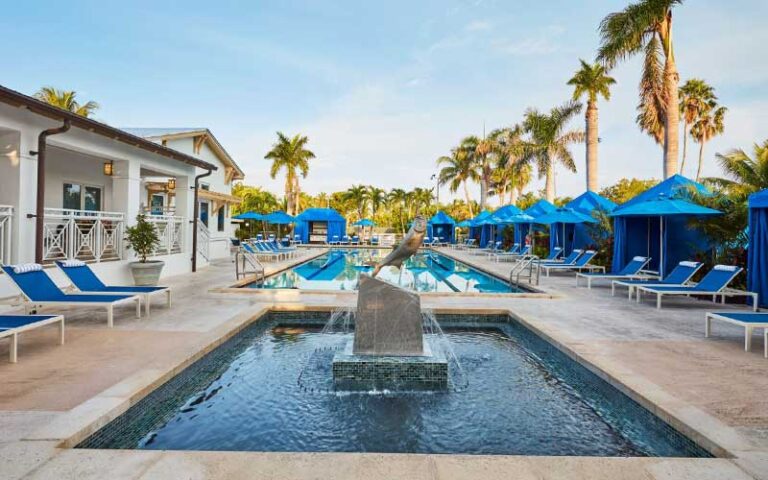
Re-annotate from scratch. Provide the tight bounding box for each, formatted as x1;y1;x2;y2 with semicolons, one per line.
293;178;301;216
696;141;705;182
545;164;555;203
509;187;519;206
585;100;599;192
663;54;680;178
680;120;688;175
463;181;474;217
284;175;295;216
479;162;488;210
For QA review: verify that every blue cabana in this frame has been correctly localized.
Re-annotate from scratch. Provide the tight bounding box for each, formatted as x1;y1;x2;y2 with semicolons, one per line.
515;199;556;245
536;208;597;254
611;176;716;276
552;191;618;255
294;208;347;244
748;190;768;307
428;211;457;244
488;205;524;243
469;210;493;245
456;220;471;228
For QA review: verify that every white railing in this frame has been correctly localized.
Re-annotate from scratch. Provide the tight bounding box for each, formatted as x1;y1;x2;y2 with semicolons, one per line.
147;215;185;256
197;219;210;261
42;208;124;264
0;205;12;265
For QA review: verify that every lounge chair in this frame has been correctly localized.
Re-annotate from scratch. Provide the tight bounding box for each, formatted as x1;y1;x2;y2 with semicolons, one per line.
243;242;282;261
575;256;651;289
539;250;599;277
55;260;171;316
329;235;340;245
1;264;141;328
537;249;582;267
0;314;65;363
492;244;532;262
371;236;379;246
538;247;563;262
611;261;703;298
635;265;757;310
340;235;351;245
705;312;768;357
351;236;360;245
293;234;302;245
489;243;519;258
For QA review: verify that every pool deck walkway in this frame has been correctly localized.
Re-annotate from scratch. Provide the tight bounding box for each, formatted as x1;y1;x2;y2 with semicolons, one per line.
0;247;766;480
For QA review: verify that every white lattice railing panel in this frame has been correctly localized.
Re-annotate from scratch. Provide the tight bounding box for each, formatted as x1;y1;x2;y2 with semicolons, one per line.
0;205;13;265
197;219;210;261
42;208;124;264
147;215;185;256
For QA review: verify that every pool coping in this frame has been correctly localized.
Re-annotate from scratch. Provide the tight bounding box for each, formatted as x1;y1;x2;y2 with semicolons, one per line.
21;303;766;479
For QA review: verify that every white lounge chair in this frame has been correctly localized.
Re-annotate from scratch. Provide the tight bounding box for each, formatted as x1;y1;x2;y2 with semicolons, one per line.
0;314;65;363
575;256;651;289
705;312;768;357
611;261;703;298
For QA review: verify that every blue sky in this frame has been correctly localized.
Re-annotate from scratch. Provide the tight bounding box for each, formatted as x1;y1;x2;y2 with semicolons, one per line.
3;0;767;202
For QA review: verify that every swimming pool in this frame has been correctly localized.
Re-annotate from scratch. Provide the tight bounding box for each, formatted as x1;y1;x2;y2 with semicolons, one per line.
78;311;710;456
245;248;521;293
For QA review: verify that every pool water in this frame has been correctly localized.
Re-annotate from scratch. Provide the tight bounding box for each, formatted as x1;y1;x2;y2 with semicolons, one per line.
246;248;519;293
79;312;710;457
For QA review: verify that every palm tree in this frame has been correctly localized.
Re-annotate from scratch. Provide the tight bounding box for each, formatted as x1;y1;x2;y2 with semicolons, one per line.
678;79;717;175
567;60;616;192
343;184;370;220
707;140;768;200
367;186;386;217
690;103;727;181
437;148;480;216
598;0;685;178
521;101;585;202
387;188;409;234
510;161;533;206
34;86;99;117
409;187;434;215
264;132;314;216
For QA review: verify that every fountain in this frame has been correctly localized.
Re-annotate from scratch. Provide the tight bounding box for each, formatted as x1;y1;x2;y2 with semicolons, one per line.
329;215;451;391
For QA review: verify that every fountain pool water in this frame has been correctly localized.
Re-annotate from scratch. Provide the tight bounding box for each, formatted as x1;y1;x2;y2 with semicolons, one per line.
77;311;711;457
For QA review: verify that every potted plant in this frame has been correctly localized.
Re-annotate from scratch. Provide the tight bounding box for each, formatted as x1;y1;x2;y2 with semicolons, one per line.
125;214;164;285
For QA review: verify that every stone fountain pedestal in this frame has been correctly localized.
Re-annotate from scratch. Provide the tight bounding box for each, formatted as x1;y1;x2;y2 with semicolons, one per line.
332;274;448;390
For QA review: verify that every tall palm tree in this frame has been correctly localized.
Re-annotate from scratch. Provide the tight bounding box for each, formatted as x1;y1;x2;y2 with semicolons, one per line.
264;132;314;216
34;86;99;117
343;184;370;220
567;60;616;192
690;103;727;181
387;188;409;234
471;135;494;210
521;101;585;202
707;140;768;199
437;148;480;216
409;187;434;214
367;186;386;217
678;79;717;175
598;0;685;179
510;161;533;206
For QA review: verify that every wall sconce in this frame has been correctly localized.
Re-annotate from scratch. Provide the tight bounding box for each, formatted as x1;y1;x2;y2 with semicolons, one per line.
103;161;114;176
166;178;176;191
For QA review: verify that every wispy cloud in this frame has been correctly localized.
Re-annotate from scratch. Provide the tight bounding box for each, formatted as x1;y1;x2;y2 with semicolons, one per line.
465;20;492;32
491;25;565;56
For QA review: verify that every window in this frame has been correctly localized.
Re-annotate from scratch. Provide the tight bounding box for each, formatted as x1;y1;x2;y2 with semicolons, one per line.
150;194;164;215
200;183;210;191
63;183;102;211
217;205;226;232
200;202;209;227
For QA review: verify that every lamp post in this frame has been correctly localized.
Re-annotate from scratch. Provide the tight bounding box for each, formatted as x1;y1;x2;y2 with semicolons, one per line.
430;174;440;206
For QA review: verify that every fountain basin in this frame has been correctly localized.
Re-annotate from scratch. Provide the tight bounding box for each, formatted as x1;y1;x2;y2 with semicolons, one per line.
332;338;448;391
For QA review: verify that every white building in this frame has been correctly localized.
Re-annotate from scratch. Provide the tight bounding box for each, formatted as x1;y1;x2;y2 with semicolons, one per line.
0;85;243;299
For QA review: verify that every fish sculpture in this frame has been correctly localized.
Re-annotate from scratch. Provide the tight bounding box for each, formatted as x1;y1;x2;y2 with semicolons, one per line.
371;215;427;277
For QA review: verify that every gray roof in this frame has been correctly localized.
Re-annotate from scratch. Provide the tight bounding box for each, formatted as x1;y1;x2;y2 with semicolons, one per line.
121;127;206;138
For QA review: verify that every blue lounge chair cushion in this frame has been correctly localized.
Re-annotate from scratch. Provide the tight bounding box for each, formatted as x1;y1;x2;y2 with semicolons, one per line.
712;313;768;323
642;265;741;293
56;262;166;293
1;266;134;303
617;262;701;286
0;315;58;330
580;257;648;277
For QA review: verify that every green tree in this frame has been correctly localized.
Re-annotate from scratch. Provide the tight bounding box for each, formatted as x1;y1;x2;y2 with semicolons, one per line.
679;78;716;175
34;86;99;117
567;60;616;192
264;132;314;215
437;148;479;216
599;178;659;204
707;140;768;200
387;188;409;234
598;0;685;178
231;183;280;215
690;102;727;181
343;184;370;220
521;101;584;202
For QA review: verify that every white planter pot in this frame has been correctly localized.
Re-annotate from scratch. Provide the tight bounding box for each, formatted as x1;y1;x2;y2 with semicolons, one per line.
130;261;165;286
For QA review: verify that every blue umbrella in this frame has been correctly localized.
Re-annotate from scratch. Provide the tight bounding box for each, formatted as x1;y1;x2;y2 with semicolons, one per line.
263;210;295;224
233;211;264;220
611;194;721;276
456;220;472;228
353;218;375;227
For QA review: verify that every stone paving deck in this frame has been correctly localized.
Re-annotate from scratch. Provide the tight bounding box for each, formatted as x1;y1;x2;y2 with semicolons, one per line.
0;246;767;479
